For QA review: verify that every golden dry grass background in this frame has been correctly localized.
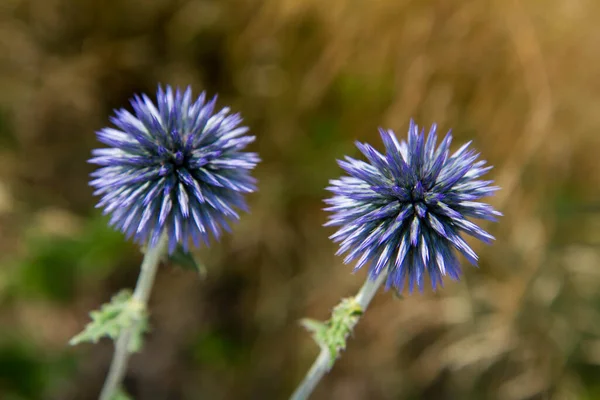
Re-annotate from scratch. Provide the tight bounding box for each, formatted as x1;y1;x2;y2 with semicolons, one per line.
0;0;599;399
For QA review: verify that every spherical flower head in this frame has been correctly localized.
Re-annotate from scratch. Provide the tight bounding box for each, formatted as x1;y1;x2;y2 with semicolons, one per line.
325;120;501;293
90;85;260;253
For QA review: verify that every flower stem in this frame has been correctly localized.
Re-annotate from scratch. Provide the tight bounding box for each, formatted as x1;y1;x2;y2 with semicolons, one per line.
99;234;169;400
290;270;388;400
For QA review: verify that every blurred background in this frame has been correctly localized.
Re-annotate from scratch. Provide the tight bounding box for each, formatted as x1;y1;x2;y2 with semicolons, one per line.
0;0;599;399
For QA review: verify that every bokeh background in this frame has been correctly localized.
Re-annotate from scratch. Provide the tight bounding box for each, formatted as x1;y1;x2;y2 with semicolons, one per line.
1;0;599;399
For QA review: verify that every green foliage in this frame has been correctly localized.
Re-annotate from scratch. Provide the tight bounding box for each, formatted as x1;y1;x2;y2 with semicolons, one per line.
307;115;340;148
191;329;249;368
16;235;81;303
301;298;363;368
14;215;131;303
78;215;134;271
69;290;148;353
0;341;45;399
0;336;77;400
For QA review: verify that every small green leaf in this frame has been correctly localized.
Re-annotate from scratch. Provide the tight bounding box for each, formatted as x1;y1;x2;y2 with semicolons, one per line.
168;245;207;278
69;290;149;352
300;318;327;335
112;387;133;400
301;298;364;368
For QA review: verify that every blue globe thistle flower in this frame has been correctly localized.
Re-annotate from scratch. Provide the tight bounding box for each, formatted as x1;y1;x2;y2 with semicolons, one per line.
90;85;260;253
325;121;500;292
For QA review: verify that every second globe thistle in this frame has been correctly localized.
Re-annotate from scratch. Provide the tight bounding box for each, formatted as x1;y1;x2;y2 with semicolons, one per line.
325;121;500;292
90;85;260;253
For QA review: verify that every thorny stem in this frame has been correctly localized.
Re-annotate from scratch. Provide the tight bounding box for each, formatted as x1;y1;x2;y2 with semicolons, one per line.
99;233;169;400
290;270;388;400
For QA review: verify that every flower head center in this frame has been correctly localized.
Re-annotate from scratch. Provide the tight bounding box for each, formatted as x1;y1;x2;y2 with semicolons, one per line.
407;181;429;219
157;146;190;176
409;181;425;203
173;151;185;167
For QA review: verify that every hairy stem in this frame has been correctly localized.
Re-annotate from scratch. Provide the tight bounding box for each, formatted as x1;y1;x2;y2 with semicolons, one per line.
290;270;388;400
99;234;169;400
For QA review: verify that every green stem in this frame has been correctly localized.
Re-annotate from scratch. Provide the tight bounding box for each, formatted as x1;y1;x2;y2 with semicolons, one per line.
290;270;388;400
99;233;169;400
